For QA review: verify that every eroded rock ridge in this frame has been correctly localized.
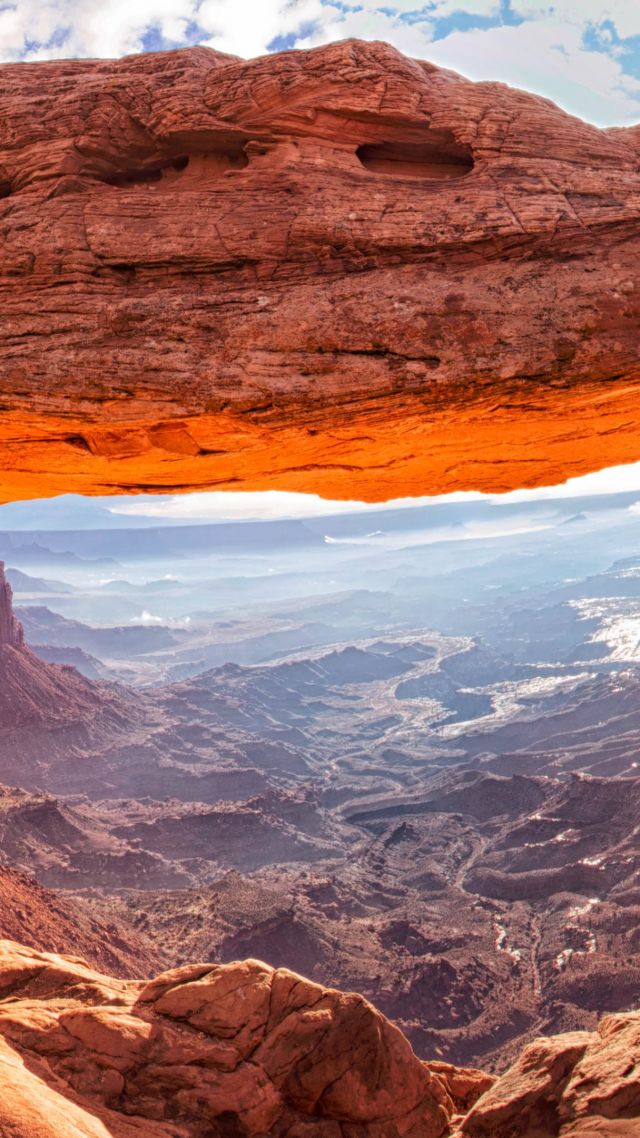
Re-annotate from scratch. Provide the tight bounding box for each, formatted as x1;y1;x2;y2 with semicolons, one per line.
0;562;23;646
0;941;483;1138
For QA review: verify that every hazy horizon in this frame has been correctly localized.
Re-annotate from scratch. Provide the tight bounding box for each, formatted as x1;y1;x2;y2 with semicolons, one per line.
2;459;640;530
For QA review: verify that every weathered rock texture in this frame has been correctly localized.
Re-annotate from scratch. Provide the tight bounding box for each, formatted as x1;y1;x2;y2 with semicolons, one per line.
0;868;160;977
0;939;639;1138
455;1012;640;1137
0;940;479;1138
1;40;640;503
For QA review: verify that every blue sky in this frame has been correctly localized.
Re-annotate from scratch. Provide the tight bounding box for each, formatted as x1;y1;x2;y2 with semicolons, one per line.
1;2;639;127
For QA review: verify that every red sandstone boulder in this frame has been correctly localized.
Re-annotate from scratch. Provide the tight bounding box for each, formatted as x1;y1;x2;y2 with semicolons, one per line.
0;940;455;1137
0;938;639;1137
429;1061;494;1117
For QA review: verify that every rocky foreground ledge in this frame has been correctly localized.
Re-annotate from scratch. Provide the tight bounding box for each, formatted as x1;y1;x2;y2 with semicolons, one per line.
0;940;635;1138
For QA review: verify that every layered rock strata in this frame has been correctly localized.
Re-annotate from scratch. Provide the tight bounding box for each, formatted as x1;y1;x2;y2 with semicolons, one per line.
1;41;640;502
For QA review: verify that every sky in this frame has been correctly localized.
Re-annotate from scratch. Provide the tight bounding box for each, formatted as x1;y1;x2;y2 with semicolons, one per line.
4;460;640;528
1;2;640;127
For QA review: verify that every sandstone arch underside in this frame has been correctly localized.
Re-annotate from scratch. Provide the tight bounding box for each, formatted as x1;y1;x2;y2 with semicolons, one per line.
1;39;640;504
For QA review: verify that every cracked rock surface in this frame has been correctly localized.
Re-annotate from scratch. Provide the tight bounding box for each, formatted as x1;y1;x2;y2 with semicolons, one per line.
0;939;639;1138
0;940;468;1137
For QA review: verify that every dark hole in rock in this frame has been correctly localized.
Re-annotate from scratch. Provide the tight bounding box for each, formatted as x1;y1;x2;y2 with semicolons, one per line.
0;182;12;199
214;1112;245;1138
101;150;247;187
356;137;473;180
102;165;164;187
64;435;92;451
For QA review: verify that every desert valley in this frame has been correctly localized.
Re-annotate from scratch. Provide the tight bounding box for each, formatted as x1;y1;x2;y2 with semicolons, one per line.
2;483;640;1134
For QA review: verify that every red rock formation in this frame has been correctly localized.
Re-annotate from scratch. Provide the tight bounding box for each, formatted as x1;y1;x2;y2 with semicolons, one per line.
455;1012;640;1136
0;564;145;783
0;866;160;977
0;941;466;1137
1;40;640;503
0;563;23;647
0;939;637;1138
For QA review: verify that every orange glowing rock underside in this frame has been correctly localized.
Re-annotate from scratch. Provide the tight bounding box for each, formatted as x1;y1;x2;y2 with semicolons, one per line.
2;379;640;505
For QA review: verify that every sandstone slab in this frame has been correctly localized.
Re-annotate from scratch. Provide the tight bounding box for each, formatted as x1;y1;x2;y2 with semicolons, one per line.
457;1012;640;1136
1;938;639;1138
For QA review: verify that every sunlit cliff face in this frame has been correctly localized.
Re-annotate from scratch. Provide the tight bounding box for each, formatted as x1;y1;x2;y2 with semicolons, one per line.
1;40;640;505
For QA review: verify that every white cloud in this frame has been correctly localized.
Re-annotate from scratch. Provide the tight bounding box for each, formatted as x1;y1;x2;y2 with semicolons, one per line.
495;461;640;503
295;8;432;55
430;1;500;14
107;489;427;522
0;0;325;62
512;3;640;39
424;18;640;126
131;609;165;624
130;609;191;625
0;0;192;60
197;0;323;58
